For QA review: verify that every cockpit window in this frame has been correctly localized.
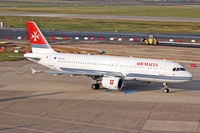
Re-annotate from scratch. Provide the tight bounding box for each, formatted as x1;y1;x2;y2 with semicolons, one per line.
180;68;185;71
172;68;185;71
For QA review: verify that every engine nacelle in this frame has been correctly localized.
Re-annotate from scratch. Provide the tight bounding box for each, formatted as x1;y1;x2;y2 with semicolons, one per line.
102;77;123;90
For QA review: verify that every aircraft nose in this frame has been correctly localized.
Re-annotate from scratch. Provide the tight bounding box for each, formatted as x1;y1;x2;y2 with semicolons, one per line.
186;71;193;81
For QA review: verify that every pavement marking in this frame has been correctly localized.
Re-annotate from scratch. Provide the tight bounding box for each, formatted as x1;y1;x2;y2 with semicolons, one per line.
105;89;117;92
124;90;139;94
0;124;54;133
197;120;200;133
7;66;113;124
0;111;139;133
142;120;199;132
1;91;112;130
37;93;112;116
8;66;32;78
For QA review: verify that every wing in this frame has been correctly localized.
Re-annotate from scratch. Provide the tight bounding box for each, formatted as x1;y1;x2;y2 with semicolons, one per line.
31;68;124;77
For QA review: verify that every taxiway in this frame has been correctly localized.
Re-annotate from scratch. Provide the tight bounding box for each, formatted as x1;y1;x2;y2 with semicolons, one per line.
0;42;200;132
0;60;200;133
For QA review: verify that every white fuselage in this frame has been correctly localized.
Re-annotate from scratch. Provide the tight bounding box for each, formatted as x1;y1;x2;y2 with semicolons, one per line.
25;52;193;83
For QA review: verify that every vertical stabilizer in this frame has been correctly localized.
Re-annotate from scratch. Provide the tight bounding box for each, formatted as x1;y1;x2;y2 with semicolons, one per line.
27;21;56;53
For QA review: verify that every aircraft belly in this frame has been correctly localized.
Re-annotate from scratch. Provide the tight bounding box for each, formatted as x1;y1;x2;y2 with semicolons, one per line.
126;73;191;83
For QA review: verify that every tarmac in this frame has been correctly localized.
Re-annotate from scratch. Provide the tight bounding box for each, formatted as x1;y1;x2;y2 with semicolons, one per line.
0;59;200;133
0;40;200;133
1;28;200;40
1;5;200;133
1;28;200;50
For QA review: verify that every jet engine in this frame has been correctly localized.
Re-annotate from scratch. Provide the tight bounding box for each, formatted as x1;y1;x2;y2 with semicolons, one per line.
102;76;123;90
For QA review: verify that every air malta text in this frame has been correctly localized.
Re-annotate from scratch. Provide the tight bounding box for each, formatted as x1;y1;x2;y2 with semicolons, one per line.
137;62;158;67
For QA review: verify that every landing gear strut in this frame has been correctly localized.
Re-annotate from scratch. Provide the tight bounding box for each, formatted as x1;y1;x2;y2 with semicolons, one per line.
163;83;169;93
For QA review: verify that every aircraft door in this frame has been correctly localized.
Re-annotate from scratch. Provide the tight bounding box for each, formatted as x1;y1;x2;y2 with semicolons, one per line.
159;61;167;76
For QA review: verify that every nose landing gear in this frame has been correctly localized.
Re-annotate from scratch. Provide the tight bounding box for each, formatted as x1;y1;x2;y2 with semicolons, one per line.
163;83;169;93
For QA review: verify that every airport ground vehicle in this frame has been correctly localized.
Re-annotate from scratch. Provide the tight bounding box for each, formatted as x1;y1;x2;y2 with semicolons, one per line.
145;35;158;45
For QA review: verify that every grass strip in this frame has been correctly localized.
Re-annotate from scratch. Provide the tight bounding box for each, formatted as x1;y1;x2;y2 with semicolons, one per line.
1;16;200;34
0;5;200;18
0;52;24;62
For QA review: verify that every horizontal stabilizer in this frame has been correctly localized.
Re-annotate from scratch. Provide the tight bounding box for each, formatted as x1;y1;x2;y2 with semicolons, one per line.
9;56;40;61
8;56;25;58
31;68;41;75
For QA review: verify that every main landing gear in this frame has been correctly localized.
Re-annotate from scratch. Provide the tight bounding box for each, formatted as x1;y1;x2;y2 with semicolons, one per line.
91;76;102;90
91;83;100;90
163;83;169;93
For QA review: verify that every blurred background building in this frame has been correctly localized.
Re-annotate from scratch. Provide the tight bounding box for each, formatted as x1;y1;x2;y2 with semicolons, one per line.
136;0;199;2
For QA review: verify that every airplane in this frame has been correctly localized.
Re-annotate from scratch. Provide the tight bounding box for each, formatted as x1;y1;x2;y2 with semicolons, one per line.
24;21;193;93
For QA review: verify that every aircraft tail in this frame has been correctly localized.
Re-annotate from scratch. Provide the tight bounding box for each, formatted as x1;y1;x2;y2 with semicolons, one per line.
27;21;56;54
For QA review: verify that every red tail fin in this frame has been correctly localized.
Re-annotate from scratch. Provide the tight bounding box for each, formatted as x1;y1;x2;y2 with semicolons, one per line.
27;21;48;45
27;22;56;53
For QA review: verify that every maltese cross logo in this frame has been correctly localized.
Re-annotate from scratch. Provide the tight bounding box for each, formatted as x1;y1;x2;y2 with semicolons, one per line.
31;31;40;42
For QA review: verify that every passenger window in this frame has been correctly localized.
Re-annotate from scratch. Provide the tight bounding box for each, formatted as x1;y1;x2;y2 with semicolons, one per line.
173;68;176;71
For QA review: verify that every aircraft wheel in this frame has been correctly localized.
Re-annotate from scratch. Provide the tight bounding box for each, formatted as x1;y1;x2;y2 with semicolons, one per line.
91;84;100;90
164;88;169;93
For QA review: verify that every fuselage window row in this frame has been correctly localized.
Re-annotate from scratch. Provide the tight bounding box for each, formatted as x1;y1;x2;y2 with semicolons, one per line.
57;59;158;70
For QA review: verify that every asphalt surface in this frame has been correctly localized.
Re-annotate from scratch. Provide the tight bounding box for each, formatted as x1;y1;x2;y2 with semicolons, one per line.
1;28;200;48
1;28;200;39
1;12;200;23
0;60;200;133
0;40;200;133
